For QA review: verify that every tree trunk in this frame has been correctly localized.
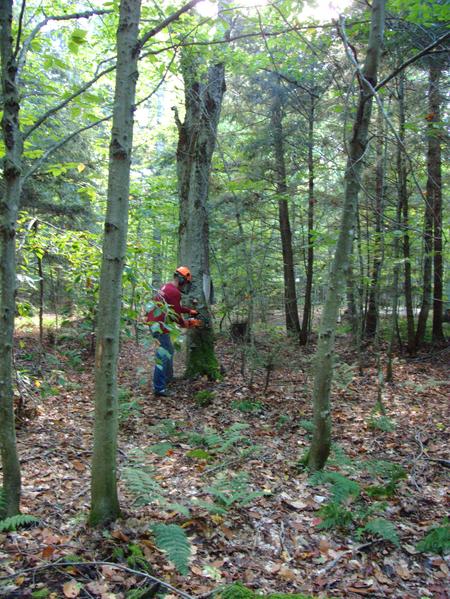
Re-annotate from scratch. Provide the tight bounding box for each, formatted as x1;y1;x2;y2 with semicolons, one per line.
176;51;225;379
89;0;142;526
429;63;445;343
365;107;384;337
300;101;315;345
416;64;441;347
0;0;22;517
270;81;301;337
308;0;385;471
396;73;415;353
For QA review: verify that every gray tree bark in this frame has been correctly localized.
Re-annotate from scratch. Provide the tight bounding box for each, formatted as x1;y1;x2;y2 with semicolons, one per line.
308;0;385;471
0;0;22;517
89;0;142;526
175;49;225;379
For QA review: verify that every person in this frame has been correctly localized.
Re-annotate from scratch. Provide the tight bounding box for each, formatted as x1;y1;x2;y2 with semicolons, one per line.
145;266;201;397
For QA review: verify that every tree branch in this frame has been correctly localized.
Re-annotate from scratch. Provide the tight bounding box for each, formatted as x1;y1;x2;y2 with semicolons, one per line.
375;31;450;92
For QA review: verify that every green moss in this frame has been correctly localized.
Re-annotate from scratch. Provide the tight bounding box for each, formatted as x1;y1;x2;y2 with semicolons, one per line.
219;583;316;598
186;328;222;380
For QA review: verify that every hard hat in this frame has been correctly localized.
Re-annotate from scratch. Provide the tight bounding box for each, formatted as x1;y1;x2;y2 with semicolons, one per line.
175;266;192;283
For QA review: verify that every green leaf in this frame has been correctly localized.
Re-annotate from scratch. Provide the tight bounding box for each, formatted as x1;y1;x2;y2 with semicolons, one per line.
149;442;173;456
151;523;191;575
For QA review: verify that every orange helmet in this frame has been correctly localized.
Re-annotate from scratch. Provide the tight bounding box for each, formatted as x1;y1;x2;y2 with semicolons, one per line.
175;266;192;284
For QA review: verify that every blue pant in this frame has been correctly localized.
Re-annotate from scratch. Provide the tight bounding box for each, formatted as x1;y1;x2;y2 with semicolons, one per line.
153;332;174;393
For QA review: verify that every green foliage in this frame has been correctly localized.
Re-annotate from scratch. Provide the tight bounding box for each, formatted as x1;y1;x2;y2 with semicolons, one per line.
368;415;396;432
122;466;164;507
310;471;360;504
299;419;315;434
416;519;450;555
232;399;263;413
186;448;214;461
317;502;355;530
118;387;142;423
31;589;51;598
357;517;400;546
205;472;263;510
0;514;40;532
113;543;152;573
148;442;173;456
218;583;314;598
364;460;406;498
220;583;254;599
151;523;191;575
194;389;215;407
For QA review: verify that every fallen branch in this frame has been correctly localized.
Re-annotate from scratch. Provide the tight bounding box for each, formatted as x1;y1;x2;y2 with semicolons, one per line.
0;560;194;599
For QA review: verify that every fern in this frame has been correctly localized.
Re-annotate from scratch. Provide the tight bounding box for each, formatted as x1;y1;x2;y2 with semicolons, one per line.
368;415;396;432
151;523;191;575
310;471;360;504
220;583;254;599
299;419;314;434
357;517;400;546
417;519;450;555
219;583;314;598
0;514;39;532
206;472;263;509
317;502;354;530
122;466;164;507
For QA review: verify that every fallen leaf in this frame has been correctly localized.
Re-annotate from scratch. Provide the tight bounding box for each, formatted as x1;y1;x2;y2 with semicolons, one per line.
63;580;81;598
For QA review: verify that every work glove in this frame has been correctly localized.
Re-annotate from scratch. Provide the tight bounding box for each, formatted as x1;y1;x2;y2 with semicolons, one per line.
186;318;202;328
189;309;198;316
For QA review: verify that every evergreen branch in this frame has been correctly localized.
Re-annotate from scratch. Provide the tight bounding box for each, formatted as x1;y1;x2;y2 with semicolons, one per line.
375;31;450;93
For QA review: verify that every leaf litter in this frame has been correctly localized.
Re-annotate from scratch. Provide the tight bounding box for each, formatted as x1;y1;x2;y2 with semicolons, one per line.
1;332;449;598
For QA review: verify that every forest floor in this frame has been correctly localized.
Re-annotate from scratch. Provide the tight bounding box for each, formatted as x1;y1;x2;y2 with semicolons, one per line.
1;325;449;599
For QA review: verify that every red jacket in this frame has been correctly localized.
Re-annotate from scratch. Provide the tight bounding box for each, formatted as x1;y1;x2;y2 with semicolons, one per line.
145;282;191;333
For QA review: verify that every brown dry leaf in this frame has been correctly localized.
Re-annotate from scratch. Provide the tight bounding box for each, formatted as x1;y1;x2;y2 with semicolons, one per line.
278;567;297;582
111;529;130;542
319;538;330;555
41;546;55;559
63;580;81;598
72;460;85;472
396;563;412;580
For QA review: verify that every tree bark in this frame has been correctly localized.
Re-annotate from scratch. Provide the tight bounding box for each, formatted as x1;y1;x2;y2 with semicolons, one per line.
365;107;384;337
270;81;301;337
300;100;315;345
308;0;385;471
176;51;225;379
0;0;22;517
429;63;445;343
89;0;142;526
395;73;415;353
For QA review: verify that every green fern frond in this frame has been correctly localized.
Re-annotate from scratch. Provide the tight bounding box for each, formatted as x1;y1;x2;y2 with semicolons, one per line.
0;514;39;532
220;582;254;599
317;502;354;530
417;519;450;555
192;499;227;515
299;419;314;434
151;523;191;575
122;467;164;507
357;517;400;546
206;472;263;509
310;471;360;504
